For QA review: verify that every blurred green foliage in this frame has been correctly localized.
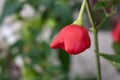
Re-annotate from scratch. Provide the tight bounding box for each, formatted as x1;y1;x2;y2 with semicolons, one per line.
0;0;83;80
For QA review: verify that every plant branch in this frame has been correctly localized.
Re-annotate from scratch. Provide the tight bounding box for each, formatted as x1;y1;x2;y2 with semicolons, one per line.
97;16;109;29
86;1;101;80
86;0;96;29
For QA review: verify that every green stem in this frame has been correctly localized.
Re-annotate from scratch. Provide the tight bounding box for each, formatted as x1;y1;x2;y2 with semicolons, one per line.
85;0;95;29
86;1;101;80
73;0;87;26
94;30;101;80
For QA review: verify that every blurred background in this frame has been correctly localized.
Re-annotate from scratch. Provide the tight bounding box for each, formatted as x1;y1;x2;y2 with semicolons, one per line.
0;0;120;80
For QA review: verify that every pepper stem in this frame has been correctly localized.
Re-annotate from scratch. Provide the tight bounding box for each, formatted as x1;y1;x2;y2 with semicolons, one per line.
73;0;87;26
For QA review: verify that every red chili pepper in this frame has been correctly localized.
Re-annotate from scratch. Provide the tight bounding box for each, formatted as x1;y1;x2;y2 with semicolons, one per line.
50;24;91;55
112;22;120;42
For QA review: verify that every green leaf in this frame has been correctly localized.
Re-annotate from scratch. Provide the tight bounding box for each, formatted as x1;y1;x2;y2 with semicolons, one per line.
100;53;120;63
99;53;120;69
0;0;24;23
58;50;70;73
93;2;107;10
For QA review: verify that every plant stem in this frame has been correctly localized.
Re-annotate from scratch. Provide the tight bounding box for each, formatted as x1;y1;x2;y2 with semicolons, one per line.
93;30;101;80
73;0;87;26
86;1;101;80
